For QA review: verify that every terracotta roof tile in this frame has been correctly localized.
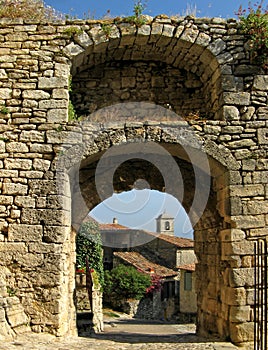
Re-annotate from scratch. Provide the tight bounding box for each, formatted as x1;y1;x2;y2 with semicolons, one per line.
158;234;194;248
99;223;129;231
114;251;178;278
177;263;196;271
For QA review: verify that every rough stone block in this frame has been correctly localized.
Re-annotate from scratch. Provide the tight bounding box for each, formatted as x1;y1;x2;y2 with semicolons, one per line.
5;303;29;329
229;268;254;287
32;159;51;172
223;92;250;105
47;109;68;123
230;322;254;343
20;130;45;143
248;227;267;238
253;75;268;91
221;287;246;306
230;306;251;323
0;195;13;205
22;90;50;99
6;142;28;153
4;158;32;170
0;170;18;177
28;180;57;195
2;183;28;195
232;215;265;229
244;200;268;215
43;226;68;243
257;128;268;144
8;224;42;242
222;240;255;257
21;208;70;225
230;184;265;197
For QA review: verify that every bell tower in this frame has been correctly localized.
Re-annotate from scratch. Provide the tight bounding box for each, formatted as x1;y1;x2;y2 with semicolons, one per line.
156;212;174;236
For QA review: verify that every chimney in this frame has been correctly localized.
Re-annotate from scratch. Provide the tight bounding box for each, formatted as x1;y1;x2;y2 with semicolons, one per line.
113;218;118;224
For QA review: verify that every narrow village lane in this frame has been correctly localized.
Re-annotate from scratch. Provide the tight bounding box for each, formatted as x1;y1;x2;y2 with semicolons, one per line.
0;317;246;350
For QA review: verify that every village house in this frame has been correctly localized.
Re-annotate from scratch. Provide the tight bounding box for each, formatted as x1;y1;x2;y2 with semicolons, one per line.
98;213;198;319
178;263;197;315
113;251;179;319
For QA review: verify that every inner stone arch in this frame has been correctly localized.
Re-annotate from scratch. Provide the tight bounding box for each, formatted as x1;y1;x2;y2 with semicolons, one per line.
69;33;225;120
66;129;233;340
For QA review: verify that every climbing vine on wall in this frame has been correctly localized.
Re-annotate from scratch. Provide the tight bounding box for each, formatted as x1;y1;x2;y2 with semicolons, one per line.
76;221;104;287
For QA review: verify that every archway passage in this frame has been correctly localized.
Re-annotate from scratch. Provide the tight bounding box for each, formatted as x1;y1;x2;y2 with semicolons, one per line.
2;16;267;346
65;132;231;341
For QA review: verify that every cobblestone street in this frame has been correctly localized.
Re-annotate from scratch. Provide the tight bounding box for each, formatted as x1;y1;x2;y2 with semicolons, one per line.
0;317;245;350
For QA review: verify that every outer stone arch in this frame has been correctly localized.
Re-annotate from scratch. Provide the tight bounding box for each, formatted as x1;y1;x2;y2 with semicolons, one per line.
64;17;238;121
0;16;267;347
58;120;243;342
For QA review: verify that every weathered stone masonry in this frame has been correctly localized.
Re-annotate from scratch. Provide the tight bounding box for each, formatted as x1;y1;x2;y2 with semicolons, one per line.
0;15;267;345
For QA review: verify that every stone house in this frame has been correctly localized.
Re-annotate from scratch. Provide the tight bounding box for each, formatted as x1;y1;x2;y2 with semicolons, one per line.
99;215;197;319
113;251;179;319
178;263;197;314
137;212;197;270
98;218;154;270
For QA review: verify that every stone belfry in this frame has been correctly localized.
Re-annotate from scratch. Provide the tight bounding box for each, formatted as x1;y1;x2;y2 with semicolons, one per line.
156;212;174;236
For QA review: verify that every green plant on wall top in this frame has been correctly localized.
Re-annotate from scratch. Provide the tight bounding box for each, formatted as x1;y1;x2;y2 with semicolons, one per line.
125;0;148;26
237;1;268;70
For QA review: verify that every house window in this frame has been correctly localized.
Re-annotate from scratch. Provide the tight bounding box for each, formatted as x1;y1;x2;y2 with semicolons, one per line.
165;221;170;230
184;271;192;291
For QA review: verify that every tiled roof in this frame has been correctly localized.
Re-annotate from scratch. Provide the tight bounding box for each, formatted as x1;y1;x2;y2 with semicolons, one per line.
114;251;178;278
177;263;196;271
99;223;129;231
158;234;194;248
89;217;194;249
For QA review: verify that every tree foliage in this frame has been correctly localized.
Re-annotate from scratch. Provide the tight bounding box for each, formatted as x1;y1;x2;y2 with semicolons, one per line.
76;221;104;288
104;264;152;300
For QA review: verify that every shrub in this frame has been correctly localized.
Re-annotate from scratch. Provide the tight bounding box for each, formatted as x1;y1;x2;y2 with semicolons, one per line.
0;0;63;21
125;0;148;26
76;221;104;288
236;1;268;69
104;264;152;300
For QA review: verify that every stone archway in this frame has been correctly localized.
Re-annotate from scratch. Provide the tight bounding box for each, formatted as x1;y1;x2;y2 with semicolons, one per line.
59;121;239;342
0;15;267;346
66;18;231;121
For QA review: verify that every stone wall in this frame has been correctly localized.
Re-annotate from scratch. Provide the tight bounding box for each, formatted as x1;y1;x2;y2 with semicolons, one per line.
75;272;103;333
71;61;206;118
0;14;267;346
180;270;197;314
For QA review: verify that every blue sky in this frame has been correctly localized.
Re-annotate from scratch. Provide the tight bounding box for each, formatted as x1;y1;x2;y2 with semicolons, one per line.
91;189;194;238
44;0;261;19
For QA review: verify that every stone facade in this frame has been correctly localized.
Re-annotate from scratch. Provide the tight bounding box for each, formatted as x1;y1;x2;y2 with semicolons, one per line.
0;14;267;347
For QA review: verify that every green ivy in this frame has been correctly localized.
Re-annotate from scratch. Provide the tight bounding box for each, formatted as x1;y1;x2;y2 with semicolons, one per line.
237;1;268;70
76;221;104;288
0;105;9;115
104;264;151;300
